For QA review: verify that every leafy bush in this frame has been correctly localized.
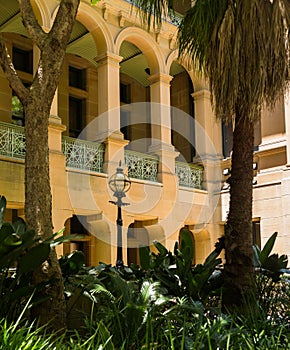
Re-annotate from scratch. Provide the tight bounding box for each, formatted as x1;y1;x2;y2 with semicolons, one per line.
0;195;75;323
55;229;290;348
253;232;290;327
138;229;223;304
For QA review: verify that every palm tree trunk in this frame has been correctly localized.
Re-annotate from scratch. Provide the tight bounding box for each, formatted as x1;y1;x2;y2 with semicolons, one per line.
223;111;255;311
25;100;66;329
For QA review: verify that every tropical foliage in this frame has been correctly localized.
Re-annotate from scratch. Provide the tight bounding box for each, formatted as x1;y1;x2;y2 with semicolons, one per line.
134;0;290;309
0;196;76;323
137;229;222;302
1;199;290;349
51;230;290;348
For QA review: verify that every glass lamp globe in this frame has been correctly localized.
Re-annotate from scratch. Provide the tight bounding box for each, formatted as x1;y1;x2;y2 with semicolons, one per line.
109;162;131;196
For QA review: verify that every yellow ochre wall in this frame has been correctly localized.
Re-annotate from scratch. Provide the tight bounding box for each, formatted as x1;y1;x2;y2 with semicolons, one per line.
0;0;289;266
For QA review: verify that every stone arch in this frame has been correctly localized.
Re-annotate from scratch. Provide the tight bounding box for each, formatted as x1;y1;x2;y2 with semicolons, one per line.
51;1;113;54
115;27;165;75
31;0;51;29
127;220;165;265
76;2;113;54
62;214;112;266
166;50;207;91
168;53;196;163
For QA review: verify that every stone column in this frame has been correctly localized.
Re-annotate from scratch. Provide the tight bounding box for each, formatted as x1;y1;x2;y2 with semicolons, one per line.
95;52;128;175
191;89;222;161
284;90;290;166
148;73;179;181
191;89;223;248
48;115;73;256
281;90;290;257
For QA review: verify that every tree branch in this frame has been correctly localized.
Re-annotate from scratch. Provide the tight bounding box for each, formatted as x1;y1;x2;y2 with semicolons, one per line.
49;0;80;46
0;35;28;102
32;0;80;100
18;0;46;49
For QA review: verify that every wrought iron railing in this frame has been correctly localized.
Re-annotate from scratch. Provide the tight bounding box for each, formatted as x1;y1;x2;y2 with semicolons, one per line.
0;122;203;189
175;162;203;189
0;121;25;160
62;136;105;173
125;150;158;182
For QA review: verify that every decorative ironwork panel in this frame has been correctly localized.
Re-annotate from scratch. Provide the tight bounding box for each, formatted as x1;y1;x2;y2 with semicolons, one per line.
125;150;158;182
175;162;203;189
0;122;25;160
62;136;105;173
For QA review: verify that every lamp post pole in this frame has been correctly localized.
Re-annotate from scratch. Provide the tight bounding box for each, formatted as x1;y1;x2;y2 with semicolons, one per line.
116;197;125;267
109;161;131;268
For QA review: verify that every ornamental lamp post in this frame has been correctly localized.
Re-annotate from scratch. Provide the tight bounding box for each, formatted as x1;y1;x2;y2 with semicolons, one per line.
108;161;131;268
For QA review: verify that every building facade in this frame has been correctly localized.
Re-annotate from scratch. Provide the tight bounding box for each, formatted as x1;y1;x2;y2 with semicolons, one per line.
0;0;289;266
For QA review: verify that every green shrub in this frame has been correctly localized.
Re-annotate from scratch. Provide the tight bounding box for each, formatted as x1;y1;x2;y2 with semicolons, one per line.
0;195;76;323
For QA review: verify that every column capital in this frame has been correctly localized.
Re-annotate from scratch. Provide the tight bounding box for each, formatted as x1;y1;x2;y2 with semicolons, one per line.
148;72;173;86
49;115;66;131
94;51;123;67
48;115;66;153
191;89;211;101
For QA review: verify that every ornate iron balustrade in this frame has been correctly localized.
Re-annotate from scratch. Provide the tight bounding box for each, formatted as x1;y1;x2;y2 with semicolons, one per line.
175;162;203;189
62;136;105;173
125;150;158;182
0;121;25;160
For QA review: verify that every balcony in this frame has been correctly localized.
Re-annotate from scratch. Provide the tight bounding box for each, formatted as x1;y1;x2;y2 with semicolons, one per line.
125;150;158;182
175;161;203;189
0;122;204;190
0;121;25;161
62;136;105;173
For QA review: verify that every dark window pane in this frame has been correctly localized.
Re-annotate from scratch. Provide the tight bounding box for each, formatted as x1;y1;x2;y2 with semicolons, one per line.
12;47;33;74
120;83;131;104
120;109;131;140
69;66;86;90
252;221;261;249
69;96;85;138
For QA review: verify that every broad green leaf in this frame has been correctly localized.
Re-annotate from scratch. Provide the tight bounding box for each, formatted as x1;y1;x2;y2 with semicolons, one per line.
173;241;179;255
260;232;278;265
3;234;22;247
139;245;150;270
278;254;288;269
12;219;26;236
153;241;168;255
253;245;261;267
50;233;84;247
180;229;194;268
0;223;15;243
204;249;220;265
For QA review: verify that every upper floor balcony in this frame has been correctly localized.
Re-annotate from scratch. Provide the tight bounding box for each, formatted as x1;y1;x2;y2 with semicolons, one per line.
0;121;203;190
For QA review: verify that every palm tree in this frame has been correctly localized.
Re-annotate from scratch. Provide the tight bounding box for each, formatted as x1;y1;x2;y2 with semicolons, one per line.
135;0;290;309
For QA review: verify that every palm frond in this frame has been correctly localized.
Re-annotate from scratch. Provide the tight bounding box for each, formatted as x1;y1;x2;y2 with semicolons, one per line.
133;0;175;30
178;0;289;121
